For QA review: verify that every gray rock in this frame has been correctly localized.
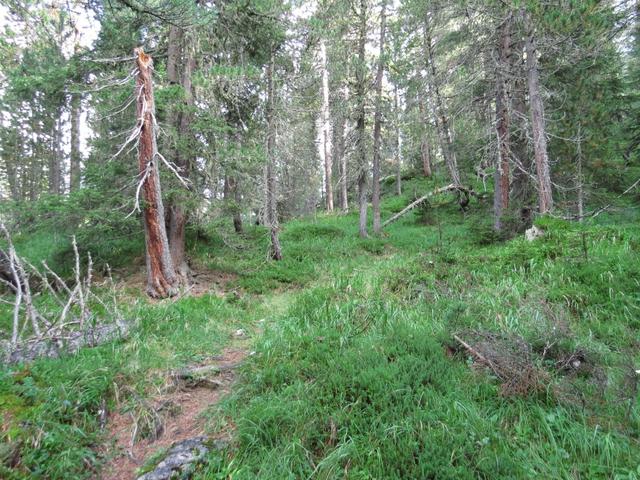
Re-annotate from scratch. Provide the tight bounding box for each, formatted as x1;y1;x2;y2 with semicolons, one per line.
137;436;229;480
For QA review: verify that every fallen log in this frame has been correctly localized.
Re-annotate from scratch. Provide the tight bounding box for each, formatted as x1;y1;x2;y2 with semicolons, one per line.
382;184;479;228
382;184;454;228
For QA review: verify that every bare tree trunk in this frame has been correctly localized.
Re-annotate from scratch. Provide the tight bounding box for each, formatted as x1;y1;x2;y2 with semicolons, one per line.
372;0;387;234
576;123;584;222
493;13;512;231
423;12;461;187
135;48;177;298
524;10;553;214
167;26;195;283
266;50;283;260
49;108;64;194
394;84;402;195
509;35;531;204
70;93;82;191
338;82;349;211
319;39;334;212
231;177;243;233
356;0;369;238
418;99;433;177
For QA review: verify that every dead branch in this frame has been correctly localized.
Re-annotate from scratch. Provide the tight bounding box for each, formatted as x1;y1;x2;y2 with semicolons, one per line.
382;184;456;228
0;226;128;364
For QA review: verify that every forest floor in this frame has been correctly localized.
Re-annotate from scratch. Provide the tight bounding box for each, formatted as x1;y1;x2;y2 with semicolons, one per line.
1;176;640;479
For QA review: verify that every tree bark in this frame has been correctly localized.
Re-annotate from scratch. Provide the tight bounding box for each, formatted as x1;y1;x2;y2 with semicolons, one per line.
356;0;369;238
49;107;64;194
266;50;283;260
135;48;177;298
524;10;553;214
372;0;387;234
394;84;402;195
493;13;512;231
166;26;194;279
576;123;584;222
69;93;82;191
319;39;334;212
336;81;349;212
423;12;461;187
418;99;433;177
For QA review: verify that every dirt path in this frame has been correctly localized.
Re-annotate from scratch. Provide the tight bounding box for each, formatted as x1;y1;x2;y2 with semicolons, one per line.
99;346;248;480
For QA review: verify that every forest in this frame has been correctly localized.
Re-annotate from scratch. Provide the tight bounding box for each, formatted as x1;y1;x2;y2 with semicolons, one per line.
0;0;640;478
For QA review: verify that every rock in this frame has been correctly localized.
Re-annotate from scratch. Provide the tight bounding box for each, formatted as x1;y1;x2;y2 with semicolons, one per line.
137;436;226;480
525;225;544;242
234;329;246;338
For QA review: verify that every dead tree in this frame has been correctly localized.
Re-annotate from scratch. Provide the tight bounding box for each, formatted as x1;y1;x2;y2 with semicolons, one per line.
0;225;126;363
134;48;178;297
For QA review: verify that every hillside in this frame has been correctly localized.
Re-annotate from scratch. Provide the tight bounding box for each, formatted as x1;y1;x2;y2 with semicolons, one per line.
1;178;639;479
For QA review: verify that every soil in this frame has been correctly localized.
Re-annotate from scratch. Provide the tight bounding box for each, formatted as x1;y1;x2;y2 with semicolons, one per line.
98;346;247;480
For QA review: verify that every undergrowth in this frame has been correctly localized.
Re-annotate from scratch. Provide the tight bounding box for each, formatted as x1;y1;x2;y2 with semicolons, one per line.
1;176;639;479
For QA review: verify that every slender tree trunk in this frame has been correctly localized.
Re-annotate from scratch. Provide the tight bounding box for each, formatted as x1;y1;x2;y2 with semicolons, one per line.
418;99;433;177
165;26;196;279
372;0;387;234
576;124;584;221
70;93;82;191
135;48;177;298
394;84;402;195
423;12;461;187
229;175;243;233
338;82;349;211
509;36;531;203
319;39;334;212
524;10;553;214
49;107;64;194
356;0;368;238
266;50;283;260
493;13;512;231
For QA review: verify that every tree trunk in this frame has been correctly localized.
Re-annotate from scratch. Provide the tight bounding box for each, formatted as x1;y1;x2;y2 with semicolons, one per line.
493;13;512;231
337;82;349;211
135;48;177;298
423;12;461;187
319;39;334;212
394;84;402;195
230;176;243;233
266;50;283;260
418;99;433;177
356;0;368;238
70;93;82;191
576;123;584;221
508;35;531;204
49;108;64;194
524;10;553;214
166;26;195;280
372;0;387;234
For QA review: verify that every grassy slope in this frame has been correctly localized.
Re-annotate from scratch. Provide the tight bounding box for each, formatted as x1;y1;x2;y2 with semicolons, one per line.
1;176;640;479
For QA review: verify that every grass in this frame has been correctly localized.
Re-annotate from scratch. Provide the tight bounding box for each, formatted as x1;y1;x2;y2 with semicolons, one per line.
1;175;640;479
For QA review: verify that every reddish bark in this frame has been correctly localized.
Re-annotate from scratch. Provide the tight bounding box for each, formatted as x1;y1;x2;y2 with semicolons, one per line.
135;48;177;298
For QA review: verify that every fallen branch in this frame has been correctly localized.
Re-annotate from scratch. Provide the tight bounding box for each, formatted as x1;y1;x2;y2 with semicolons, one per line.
382;184;455;228
453;334;502;380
